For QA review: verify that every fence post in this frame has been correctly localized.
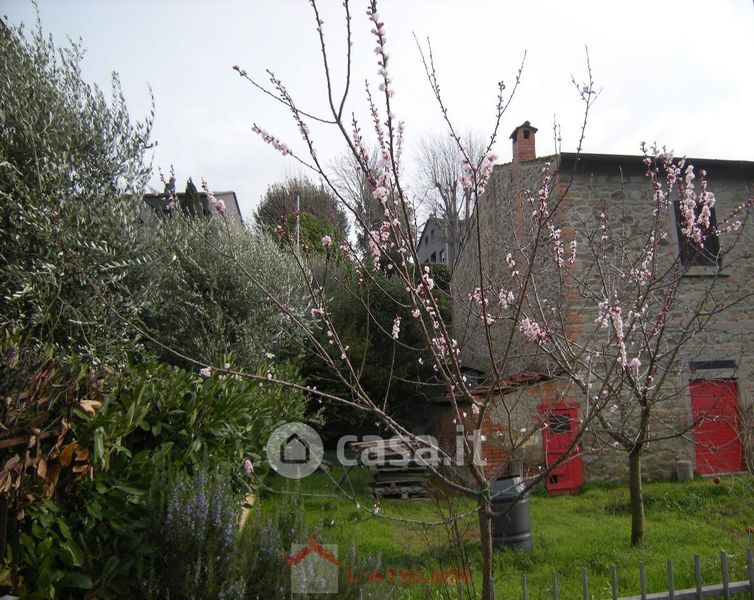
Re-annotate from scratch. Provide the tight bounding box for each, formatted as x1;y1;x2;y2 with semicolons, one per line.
522;573;528;600
611;563;618;600
552;570;558;600
640;561;647;600
694;554;703;600
721;551;730;600
582;568;589;600
747;548;753;600
667;558;675;600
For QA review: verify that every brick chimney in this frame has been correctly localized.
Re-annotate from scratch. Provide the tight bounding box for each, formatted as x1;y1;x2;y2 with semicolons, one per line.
510;121;537;163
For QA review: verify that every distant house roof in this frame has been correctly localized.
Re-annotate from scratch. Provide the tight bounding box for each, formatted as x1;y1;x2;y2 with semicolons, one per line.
143;190;243;224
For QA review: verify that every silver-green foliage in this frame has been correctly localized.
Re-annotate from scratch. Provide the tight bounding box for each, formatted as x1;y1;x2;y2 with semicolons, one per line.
142;216;309;369
0;18;154;363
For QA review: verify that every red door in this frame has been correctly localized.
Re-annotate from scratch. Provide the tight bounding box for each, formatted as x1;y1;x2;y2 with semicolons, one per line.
539;403;584;494
690;380;745;474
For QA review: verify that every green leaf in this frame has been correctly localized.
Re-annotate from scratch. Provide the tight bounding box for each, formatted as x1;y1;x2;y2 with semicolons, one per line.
61;540;85;567
64;571;93;589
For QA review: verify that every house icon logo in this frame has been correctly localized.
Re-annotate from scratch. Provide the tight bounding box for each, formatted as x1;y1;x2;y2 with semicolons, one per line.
281;432;311;464
286;537;340;594
266;422;323;479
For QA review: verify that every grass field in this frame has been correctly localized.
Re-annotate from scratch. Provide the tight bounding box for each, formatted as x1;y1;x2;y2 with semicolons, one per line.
260;468;754;599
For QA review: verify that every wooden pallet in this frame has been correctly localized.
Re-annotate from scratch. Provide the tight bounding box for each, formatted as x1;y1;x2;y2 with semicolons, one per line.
350;438;430;499
368;480;429;499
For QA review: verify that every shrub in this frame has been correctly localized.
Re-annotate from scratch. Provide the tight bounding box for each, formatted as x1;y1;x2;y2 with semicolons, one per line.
145;466;246;599
0;340;310;598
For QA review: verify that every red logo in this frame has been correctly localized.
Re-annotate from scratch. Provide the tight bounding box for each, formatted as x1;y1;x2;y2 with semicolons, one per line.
284;536;343;568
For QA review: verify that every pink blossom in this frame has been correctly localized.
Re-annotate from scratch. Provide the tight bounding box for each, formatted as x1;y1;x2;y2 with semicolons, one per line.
596;297;628;367
498;289;514;310
506;253;516;269
201;179;225;215
569;239;578;263
372;186;389;203
311;306;325;319
252;124;292;156
321;235;332;247
199;367;212;378
392;315;402;339
432;336;449;358
243;458;254;476
548;224;564;266
520;317;547;344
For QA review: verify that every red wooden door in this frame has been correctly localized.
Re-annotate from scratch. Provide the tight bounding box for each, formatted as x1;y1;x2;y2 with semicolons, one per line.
539;403;585;494
690;380;745;474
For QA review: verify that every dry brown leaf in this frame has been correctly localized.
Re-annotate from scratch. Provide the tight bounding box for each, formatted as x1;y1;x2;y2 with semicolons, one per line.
3;454;21;471
37;457;47;479
72;464;89;473
60;441;76;466
79;400;102;415
44;464;61;498
74;447;90;462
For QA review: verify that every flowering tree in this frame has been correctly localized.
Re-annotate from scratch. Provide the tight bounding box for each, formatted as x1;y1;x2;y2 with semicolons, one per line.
219;0;753;594
528;150;754;546
224;3;600;596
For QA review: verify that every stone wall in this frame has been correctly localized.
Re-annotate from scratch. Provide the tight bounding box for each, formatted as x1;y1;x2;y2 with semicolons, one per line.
450;151;754;484
452;156;557;375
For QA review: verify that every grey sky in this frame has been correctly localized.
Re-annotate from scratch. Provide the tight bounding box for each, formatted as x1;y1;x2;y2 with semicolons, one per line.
4;0;753;220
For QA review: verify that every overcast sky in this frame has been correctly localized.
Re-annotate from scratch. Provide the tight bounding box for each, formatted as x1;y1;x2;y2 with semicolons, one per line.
4;1;754;220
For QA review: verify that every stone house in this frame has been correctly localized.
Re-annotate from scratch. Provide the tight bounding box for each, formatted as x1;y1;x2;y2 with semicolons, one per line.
445;121;754;491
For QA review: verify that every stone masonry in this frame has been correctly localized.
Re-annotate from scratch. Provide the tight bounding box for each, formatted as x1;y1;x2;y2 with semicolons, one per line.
450;122;754;484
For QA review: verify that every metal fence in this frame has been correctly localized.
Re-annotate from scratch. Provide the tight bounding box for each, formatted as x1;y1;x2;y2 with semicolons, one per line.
519;549;754;600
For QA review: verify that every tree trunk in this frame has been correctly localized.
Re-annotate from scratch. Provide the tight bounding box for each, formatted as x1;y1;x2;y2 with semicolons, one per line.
629;448;645;547
478;496;496;600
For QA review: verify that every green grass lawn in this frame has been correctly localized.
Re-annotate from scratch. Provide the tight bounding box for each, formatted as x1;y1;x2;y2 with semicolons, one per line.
259;468;754;599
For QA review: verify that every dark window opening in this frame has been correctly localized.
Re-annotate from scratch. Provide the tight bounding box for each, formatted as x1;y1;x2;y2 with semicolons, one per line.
523;130;530;140
430;252;437;262
549;414;571;434
673;201;720;266
690;359;737;371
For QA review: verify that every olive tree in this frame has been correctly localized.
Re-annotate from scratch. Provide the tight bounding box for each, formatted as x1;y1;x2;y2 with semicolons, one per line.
0;17;153;364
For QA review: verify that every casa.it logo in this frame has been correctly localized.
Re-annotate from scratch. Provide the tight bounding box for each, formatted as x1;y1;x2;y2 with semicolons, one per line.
265;422;324;479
